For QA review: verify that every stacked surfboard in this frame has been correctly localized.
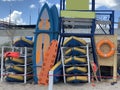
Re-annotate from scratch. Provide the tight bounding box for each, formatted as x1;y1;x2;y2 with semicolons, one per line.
13;36;33;47
4;36;33;82
62;36;88;83
5;57;33;82
32;3;59;83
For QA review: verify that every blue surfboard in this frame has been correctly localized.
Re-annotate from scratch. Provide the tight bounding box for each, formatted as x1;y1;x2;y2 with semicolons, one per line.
50;5;59;40
32;3;54;84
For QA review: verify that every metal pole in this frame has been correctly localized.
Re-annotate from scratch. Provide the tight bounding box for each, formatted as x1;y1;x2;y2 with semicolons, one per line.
29;12;31;25
60;0;62;10
86;44;90;83
9;3;12;26
48;71;54;90
1;46;4;82
111;11;114;34
61;47;66;83
24;47;27;83
63;0;65;10
92;0;95;11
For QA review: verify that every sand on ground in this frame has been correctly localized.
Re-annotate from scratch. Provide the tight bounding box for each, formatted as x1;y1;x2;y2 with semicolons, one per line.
0;80;120;90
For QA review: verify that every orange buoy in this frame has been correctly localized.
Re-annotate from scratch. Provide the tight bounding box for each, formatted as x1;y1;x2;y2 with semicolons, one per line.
96;39;115;58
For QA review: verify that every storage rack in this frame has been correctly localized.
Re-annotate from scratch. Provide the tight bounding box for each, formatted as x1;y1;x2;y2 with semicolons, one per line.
1;46;33;83
61;44;90;83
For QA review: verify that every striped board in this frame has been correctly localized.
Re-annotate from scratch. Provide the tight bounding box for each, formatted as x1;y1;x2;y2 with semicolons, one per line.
32;3;54;83
50;5;59;40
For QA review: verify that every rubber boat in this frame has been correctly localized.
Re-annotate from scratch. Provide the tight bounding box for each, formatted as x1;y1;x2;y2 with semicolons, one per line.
67;76;88;83
13;36;33;47
66;66;87;74
63;36;87;47
6;65;32;74
64;47;86;56
5;73;33;82
50;61;63;83
64;56;87;65
5;57;32;65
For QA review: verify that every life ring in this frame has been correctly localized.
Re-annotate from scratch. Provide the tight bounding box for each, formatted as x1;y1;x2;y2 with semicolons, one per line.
96;39;115;58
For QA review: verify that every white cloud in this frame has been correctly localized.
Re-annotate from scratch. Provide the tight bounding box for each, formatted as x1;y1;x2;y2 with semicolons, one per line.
30;4;36;9
95;0;120;10
1;10;26;25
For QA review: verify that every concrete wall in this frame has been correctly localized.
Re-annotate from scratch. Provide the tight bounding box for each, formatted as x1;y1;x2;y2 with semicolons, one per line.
0;28;120;45
0;28;34;45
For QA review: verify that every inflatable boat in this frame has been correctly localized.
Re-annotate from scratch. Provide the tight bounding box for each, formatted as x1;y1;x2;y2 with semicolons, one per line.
6;65;32;74
64;56;87;65
66;66;87;74
5;73;33;82
13;36;33;47
5;57;32;65
50;61;63;83
63;36;87;47
67;76;88;83
64;47;86;56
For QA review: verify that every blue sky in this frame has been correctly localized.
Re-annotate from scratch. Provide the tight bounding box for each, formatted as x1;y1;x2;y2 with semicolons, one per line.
0;0;120;25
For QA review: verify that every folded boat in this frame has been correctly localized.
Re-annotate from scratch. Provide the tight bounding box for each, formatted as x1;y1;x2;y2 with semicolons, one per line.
64;56;87;65
63;36;87;47
50;61;63;83
64;47;86;56
13;36;33;47
67;76;88;83
5;73;33;82
6;65;32;74
66;66;87;74
5;57;32;65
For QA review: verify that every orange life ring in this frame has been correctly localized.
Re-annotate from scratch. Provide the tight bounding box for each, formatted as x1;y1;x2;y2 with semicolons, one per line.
96;39;115;58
